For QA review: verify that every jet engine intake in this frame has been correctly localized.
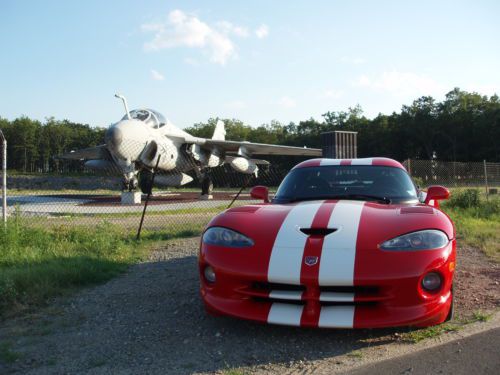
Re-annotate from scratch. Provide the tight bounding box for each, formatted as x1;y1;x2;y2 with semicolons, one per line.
140;140;179;171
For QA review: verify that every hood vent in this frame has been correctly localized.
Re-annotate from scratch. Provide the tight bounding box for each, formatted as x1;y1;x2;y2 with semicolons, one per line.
300;228;337;236
400;207;434;215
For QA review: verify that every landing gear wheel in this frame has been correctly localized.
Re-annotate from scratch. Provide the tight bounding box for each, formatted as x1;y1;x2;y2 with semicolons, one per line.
139;170;154;194
445;285;454;322
121;180;129;191
201;174;213;196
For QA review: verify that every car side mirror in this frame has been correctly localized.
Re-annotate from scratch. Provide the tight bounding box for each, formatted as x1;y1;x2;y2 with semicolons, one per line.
424;185;450;208
250;186;269;203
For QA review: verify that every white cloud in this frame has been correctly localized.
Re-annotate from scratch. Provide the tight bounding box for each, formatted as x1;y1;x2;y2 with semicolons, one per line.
279;96;296;108
216;21;249;38
150;69;165;81
255;24;269;39
355;75;371;87
142;9;236;65
354;71;445;97
341;56;366;65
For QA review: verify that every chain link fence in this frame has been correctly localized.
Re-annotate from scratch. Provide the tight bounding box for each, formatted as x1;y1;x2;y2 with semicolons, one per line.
403;159;500;194
3;128;500;240
2;137;294;238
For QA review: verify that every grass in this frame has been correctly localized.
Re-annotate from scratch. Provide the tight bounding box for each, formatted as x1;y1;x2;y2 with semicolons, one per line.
222;368;247;375
404;309;495;343
0;342;22;363
441;191;500;262
404;323;461;343
471;310;493;322
0;217;196;318
80;204;230;219
7;187;277;195
347;350;364;359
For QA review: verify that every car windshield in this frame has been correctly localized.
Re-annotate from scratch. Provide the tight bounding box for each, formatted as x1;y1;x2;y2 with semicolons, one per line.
273;165;418;204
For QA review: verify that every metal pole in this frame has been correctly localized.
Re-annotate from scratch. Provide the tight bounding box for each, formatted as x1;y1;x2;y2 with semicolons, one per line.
227;175;253;209
484;160;489;201
1;130;7;227
136;155;161;240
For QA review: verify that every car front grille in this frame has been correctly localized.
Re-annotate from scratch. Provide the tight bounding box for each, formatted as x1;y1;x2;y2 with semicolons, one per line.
239;282;384;306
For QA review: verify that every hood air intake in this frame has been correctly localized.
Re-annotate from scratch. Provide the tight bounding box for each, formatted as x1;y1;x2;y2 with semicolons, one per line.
299;228;337;236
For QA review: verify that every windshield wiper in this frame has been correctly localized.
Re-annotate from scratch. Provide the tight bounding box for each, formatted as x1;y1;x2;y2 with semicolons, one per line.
286;194;391;204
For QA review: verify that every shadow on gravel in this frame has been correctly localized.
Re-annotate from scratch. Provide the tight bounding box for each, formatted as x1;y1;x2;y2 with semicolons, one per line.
0;254;410;375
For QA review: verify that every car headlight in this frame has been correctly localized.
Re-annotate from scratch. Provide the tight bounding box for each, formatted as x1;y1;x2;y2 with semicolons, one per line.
380;230;449;251
202;227;254;248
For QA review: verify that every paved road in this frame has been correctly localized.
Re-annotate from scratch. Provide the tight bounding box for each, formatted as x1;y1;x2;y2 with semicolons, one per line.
347;328;500;375
6;194;236;215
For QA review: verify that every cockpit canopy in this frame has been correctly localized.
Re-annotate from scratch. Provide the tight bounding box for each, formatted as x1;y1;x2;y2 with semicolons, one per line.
122;109;166;128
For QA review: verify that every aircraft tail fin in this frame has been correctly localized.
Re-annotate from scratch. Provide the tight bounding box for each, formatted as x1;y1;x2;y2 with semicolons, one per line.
212;120;226;141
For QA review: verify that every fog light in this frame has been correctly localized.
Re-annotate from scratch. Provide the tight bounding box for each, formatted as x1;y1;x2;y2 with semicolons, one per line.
204;266;216;283
422;272;442;291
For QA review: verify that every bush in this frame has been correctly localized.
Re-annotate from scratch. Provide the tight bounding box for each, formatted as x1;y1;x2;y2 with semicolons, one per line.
448;189;481;209
412;177;425;188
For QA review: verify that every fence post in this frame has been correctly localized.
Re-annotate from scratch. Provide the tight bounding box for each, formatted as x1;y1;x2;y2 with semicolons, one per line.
453;161;457;187
483;160;489;200
0;130;7;227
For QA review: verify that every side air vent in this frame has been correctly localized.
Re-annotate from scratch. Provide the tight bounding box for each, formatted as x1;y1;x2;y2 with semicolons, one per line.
299;228;337;236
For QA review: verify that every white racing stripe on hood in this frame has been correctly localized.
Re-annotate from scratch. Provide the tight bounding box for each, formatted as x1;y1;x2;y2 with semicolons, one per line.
267;201;323;285
318;201;365;286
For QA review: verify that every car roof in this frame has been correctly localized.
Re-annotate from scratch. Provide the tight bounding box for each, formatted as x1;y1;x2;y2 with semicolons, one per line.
293;157;405;170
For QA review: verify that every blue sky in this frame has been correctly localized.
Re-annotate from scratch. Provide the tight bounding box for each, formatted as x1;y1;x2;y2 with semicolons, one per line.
1;0;499;128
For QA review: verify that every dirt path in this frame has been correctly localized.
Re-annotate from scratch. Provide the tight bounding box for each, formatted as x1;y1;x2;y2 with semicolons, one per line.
0;238;498;375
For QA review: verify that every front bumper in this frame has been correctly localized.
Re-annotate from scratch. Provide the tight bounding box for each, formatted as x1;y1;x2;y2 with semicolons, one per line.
199;241;456;328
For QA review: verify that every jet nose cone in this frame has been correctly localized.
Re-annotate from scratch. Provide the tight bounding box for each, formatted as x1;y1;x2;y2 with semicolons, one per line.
105;126;123;149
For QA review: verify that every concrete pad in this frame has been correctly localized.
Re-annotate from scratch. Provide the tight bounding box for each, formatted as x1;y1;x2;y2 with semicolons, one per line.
121;192;141;205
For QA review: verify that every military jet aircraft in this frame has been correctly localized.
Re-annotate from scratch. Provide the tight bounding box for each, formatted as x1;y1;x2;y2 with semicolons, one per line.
59;94;321;195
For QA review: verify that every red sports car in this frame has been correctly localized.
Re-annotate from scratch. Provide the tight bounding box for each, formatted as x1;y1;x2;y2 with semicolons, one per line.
199;158;455;328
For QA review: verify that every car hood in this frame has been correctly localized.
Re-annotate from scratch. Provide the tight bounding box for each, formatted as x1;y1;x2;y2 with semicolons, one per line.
209;199;454;249
206;200;454;285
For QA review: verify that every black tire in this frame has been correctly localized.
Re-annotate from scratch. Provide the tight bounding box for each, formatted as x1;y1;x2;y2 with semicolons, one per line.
445;285;454;322
139;170;154;194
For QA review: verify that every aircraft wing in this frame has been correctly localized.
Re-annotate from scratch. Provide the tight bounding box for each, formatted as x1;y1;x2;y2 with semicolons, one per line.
201;140;322;157
56;145;110;160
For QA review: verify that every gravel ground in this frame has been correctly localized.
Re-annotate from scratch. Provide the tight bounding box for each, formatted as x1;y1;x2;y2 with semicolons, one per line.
0;238;498;375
